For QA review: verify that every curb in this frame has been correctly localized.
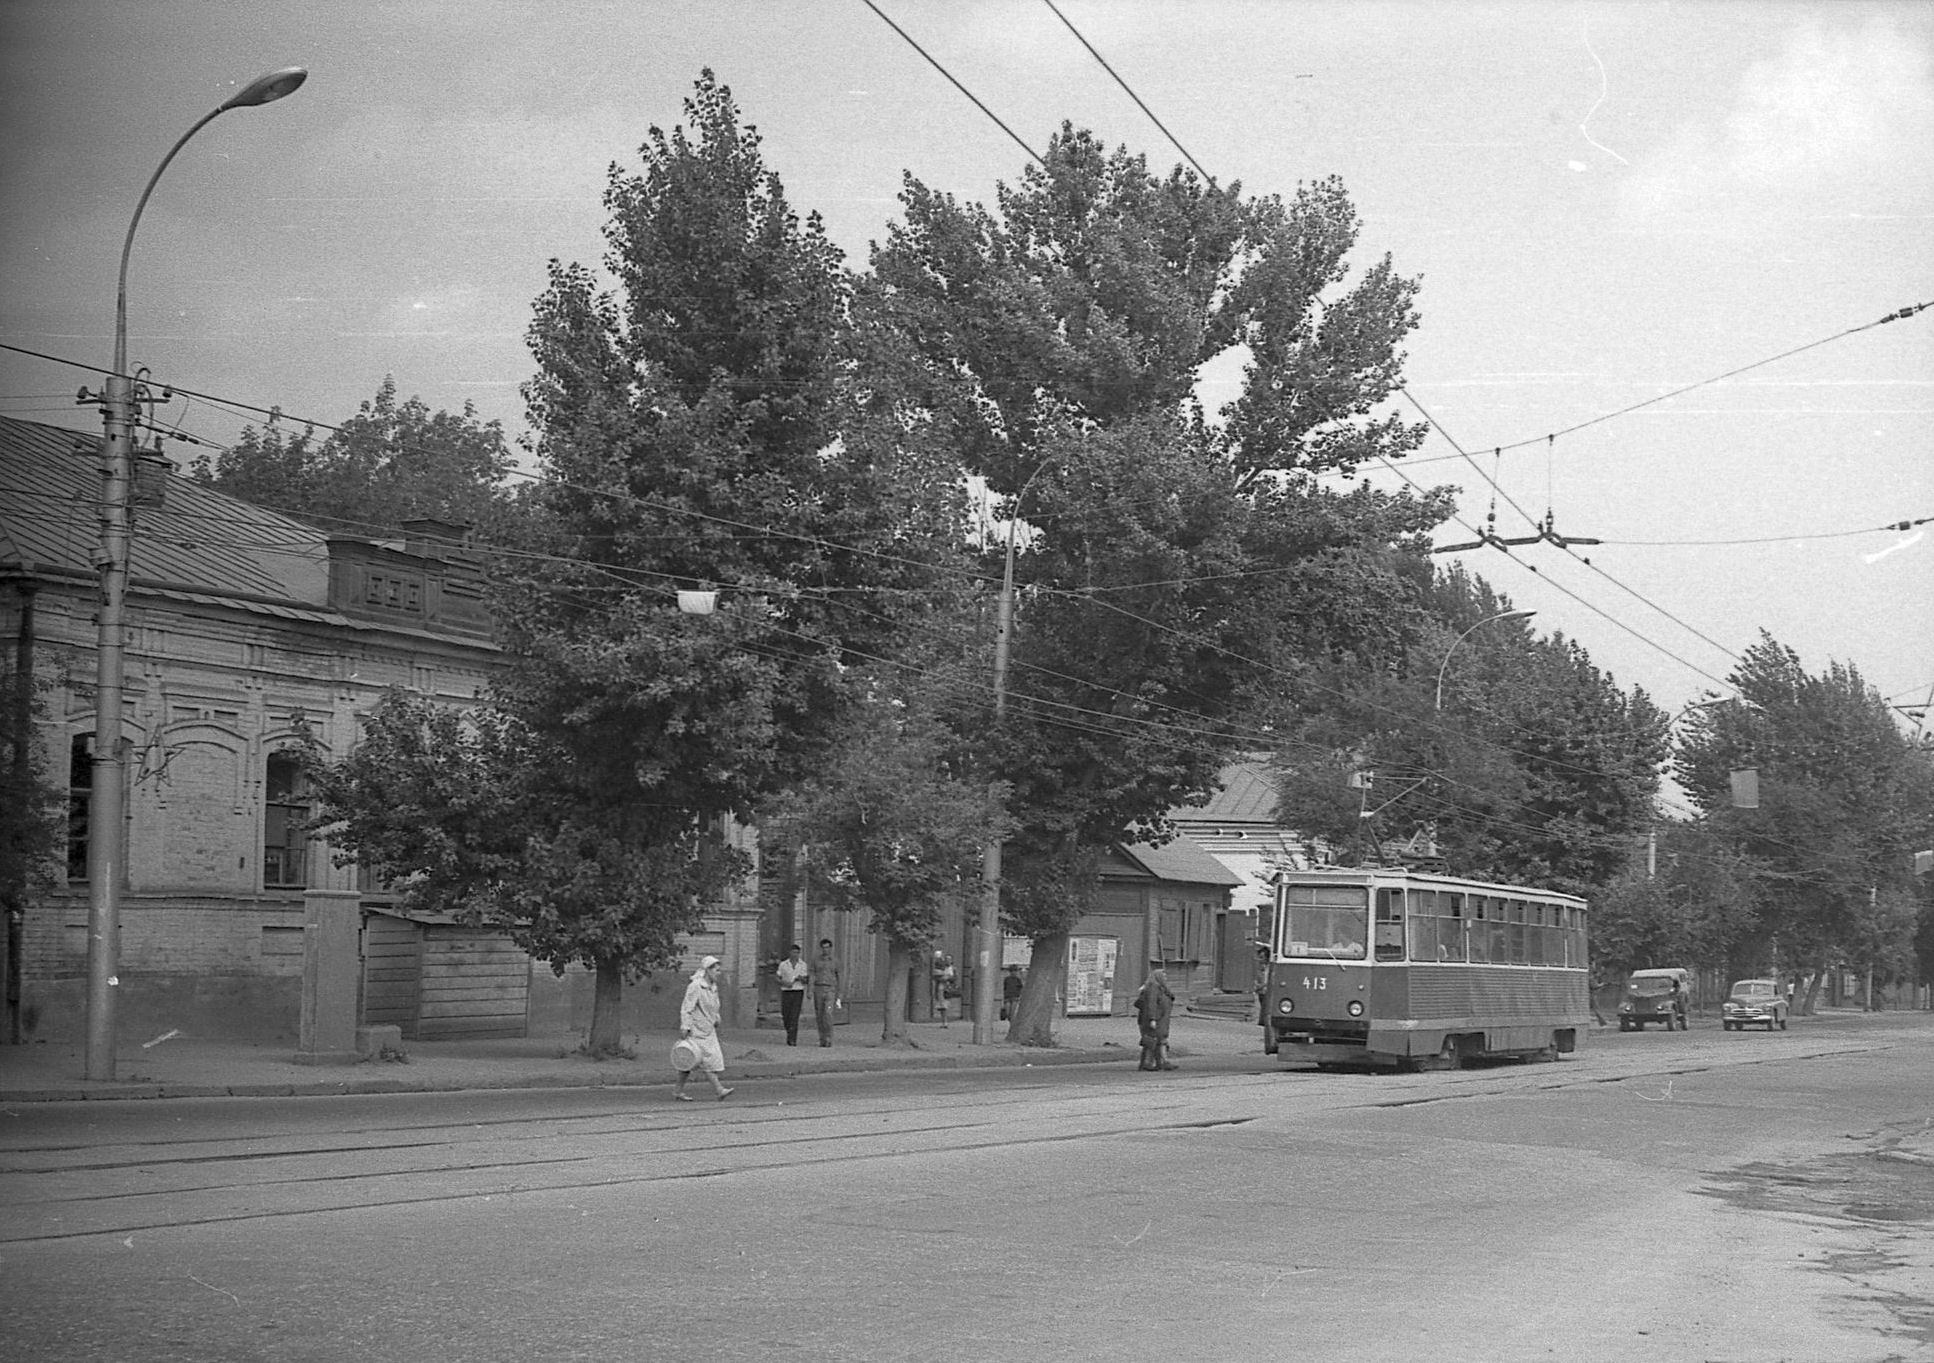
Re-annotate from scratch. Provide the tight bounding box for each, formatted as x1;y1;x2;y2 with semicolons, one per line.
0;1044;1135;1104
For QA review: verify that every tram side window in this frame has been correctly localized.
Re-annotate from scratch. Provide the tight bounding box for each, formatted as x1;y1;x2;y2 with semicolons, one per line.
1505;899;1527;964
1375;889;1405;961
1440;894;1467;962
1408;913;1436;962
1467;897;1491;963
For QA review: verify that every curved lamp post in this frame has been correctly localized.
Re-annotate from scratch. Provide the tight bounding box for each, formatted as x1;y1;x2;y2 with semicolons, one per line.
1433;609;1536;711
86;67;308;1081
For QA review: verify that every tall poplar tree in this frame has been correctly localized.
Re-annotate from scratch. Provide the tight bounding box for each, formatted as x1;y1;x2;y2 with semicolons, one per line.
869;127;1446;1039
315;74;967;1054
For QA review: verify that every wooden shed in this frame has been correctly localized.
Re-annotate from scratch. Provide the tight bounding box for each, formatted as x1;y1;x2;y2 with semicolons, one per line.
360;909;532;1040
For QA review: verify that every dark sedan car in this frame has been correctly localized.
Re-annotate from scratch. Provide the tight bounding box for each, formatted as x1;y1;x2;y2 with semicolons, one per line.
1722;978;1789;1031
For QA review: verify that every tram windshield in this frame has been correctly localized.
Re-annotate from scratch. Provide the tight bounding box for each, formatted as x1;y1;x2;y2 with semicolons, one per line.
1282;884;1369;960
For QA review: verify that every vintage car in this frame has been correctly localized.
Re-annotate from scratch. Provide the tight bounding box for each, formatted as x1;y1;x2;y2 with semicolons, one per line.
1722;978;1789;1031
1617;967;1690;1031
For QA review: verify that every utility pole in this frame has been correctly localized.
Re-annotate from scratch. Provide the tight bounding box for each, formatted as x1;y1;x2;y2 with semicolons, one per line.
82;66;307;1080
973;518;1021;1046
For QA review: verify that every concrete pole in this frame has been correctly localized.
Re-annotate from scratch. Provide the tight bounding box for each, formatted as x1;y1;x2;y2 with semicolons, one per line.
84;68;307;1080
973;519;1021;1046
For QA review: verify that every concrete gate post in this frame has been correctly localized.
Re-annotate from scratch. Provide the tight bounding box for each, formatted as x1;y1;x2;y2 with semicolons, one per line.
295;889;362;1065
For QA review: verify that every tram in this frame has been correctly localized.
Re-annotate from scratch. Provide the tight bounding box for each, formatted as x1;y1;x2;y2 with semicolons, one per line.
1258;867;1589;1070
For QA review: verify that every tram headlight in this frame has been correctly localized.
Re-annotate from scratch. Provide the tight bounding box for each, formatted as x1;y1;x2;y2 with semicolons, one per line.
1347;1000;1364;1018
1277;998;1295;1015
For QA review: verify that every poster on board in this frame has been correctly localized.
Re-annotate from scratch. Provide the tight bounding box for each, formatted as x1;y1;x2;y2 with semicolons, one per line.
1066;935;1118;1016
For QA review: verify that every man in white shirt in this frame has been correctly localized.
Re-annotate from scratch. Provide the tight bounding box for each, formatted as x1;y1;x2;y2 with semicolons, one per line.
776;943;809;1046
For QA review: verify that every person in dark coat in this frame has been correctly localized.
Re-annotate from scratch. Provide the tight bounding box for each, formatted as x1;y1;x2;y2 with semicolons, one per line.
1134;968;1176;1071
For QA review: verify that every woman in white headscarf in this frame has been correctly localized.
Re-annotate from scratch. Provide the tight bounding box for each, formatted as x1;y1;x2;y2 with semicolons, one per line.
673;955;733;1101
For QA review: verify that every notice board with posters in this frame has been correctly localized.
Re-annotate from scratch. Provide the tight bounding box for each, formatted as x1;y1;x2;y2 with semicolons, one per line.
1066;935;1119;1016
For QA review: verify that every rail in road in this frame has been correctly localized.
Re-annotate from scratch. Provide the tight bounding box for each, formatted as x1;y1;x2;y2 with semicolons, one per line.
3;1020;1921;1246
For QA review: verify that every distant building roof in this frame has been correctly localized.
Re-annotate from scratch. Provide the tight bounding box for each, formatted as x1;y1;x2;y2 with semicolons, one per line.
1114;836;1243;887
1170;755;1278;827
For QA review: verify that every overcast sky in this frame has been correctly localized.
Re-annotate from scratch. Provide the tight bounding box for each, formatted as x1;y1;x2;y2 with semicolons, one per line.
2;0;1928;739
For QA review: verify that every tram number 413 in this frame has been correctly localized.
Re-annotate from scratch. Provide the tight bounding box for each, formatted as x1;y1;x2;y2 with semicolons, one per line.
1301;976;1327;990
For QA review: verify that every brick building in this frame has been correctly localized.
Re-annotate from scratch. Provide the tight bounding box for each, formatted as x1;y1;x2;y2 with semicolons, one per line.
0;414;505;1043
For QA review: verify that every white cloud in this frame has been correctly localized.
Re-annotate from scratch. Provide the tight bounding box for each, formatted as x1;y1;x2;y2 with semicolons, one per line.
1618;17;1934;231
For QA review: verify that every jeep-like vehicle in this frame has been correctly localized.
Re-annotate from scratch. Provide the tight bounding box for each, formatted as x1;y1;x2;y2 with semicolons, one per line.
1617;967;1690;1031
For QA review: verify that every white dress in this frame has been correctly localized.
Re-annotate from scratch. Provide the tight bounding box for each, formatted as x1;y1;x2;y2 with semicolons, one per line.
679;974;726;1073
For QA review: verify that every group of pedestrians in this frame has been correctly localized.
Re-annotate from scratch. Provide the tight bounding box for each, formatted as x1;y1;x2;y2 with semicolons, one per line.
673;940;842;1102
673;949;1182;1101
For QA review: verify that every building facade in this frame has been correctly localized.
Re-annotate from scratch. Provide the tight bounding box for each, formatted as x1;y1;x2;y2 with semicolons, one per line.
1;414;502;1043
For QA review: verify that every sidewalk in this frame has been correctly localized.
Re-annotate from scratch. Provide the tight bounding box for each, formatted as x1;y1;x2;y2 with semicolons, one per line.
0;1011;1264;1104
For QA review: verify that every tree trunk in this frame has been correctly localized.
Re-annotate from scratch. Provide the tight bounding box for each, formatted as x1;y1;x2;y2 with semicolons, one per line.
880;939;915;1046
1005;933;1069;1047
1800;965;1825;1018
587;954;625;1057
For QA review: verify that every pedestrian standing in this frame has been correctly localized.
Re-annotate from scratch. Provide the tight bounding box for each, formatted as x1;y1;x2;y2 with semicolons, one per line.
673;956;733;1101
932;949;956;1027
1134;968;1176;1071
1001;964;1024;1021
776;943;809;1046
811;937;842;1047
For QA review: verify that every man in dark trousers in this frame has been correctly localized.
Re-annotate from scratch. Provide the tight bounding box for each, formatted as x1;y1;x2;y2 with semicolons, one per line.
775;943;809;1045
811;938;841;1047
1001;964;1024;1021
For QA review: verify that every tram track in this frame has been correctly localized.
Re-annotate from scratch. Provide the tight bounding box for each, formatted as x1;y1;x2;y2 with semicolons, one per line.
4;1028;1914;1247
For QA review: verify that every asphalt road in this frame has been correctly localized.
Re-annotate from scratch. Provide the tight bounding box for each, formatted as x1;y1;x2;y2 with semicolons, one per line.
3;1013;1931;1362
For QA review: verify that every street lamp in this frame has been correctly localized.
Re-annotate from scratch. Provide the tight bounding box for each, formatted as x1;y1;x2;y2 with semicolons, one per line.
84;67;308;1081
1434;609;1535;710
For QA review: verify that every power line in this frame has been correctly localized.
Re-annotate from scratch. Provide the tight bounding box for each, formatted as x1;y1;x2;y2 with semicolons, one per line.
859;1;1044;166
1040;0;1215;185
1486;300;1931;455
1400;386;1744;667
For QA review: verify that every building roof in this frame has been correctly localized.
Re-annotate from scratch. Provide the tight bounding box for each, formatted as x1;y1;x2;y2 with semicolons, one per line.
1114;836;1243;887
1170;754;1279;827
0;414;335;610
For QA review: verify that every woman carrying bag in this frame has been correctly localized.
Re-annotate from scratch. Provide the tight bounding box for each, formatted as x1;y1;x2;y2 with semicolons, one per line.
672;956;734;1101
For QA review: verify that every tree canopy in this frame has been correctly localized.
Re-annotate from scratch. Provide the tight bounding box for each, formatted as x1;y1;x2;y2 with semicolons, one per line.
1270;564;1669;897
1671;633;1934;996
866;126;1451;1039
312;72;977;1053
189;376;513;534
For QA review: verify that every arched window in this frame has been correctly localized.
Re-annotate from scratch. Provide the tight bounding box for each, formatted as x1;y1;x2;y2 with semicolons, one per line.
263;752;311;889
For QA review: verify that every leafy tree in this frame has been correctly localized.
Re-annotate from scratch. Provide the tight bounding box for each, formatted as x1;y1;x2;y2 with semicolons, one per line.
189;376;513;534
305;692;744;1032
760;672;998;1045
869;127;1446;1041
1270;565;1668;899
2;656;63;1039
1676;634;1934;1009
315;73;968;1055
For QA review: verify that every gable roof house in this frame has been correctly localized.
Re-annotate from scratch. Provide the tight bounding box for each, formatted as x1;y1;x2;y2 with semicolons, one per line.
1168;755;1311;919
0;414;499;1044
